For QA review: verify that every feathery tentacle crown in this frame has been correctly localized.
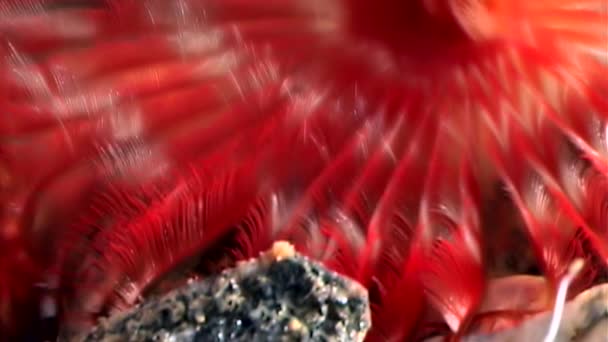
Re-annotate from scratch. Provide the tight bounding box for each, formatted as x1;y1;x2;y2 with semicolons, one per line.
0;0;607;340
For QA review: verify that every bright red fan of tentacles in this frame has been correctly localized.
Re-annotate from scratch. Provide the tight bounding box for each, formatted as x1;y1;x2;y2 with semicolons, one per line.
1;0;607;341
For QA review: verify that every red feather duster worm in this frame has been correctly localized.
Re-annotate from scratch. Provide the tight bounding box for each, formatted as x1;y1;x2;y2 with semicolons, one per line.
0;0;607;340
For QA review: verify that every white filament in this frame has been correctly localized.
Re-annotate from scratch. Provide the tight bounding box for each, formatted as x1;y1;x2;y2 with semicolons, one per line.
542;258;585;342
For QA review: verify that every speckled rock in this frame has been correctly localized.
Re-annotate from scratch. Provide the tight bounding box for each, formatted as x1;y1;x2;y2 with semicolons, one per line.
82;241;371;342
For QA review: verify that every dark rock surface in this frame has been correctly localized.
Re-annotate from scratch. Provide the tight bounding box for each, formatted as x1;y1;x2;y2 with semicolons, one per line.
83;242;371;342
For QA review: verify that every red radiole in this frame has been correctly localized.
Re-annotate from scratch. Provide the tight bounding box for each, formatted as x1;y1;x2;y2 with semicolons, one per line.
0;0;607;341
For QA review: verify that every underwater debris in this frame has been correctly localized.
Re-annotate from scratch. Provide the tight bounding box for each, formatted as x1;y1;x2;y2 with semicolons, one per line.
424;283;608;342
